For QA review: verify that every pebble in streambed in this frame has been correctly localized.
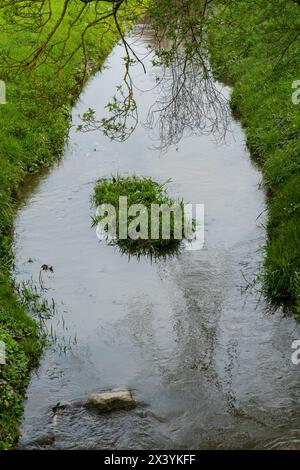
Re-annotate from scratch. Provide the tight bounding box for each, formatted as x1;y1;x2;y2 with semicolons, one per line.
51;389;136;424
39;389;136;448
85;389;136;413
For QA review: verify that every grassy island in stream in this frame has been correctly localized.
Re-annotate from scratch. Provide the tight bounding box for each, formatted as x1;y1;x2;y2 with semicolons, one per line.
208;0;300;316
93;176;195;259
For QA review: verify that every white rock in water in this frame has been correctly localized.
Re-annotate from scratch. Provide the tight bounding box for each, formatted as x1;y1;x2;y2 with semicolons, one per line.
86;389;136;412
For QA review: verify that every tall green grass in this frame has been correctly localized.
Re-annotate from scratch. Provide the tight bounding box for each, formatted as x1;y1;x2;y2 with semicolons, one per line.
0;3;126;448
209;0;300;316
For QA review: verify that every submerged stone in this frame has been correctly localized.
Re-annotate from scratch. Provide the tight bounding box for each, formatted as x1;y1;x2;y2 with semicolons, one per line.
86;389;136;413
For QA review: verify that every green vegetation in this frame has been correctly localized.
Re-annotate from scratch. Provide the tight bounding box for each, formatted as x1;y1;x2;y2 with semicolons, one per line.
0;329;33;450
0;2;129;449
93;176;194;258
208;0;300;315
0;279;56;449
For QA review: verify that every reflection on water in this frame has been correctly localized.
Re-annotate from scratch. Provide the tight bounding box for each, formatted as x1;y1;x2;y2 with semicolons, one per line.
145;42;229;151
13;30;300;450
79;26;229;151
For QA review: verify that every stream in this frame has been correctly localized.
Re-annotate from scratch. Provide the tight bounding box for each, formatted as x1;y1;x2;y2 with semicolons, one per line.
13;29;300;450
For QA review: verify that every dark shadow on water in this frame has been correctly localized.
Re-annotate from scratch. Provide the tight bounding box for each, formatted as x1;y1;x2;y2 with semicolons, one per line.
103;237;183;262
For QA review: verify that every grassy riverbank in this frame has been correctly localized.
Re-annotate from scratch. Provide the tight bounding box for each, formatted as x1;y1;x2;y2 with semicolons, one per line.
0;3;135;448
209;0;300;315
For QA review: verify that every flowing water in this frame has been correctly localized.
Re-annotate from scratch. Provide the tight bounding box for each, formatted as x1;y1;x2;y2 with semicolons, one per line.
14;29;300;450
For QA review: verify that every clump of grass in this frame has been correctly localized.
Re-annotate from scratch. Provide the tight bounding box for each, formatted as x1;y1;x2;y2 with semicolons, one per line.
92;176;194;258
